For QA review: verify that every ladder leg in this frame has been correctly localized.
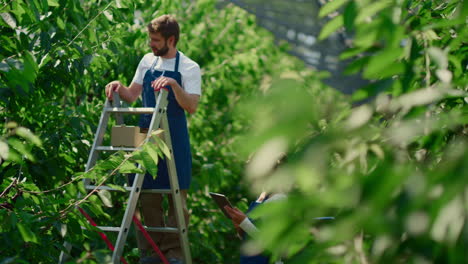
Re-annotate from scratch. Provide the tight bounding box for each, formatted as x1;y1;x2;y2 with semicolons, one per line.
59;101;112;263
113;91;167;263
85;101;113;172
161;115;192;264
112;170;145;263
58;240;72;264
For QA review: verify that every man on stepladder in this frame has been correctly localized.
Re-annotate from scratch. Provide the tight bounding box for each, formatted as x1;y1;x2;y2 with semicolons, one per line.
105;14;201;264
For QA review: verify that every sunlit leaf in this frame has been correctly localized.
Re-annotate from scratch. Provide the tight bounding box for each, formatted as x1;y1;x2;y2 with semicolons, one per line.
22;51;39;84
134;149;158;177
318;0;349;18
356;0;392;23
345;105;373;130
343;1;357;31
153;135;171;159
56;17;65;30
0;140;9;161
97;190;113;207
15;127;42;147
1;12;17;28
47;0;59;7
318;15;343;40
107;184;126;192
363;48;404;79
17;222;38;244
118;160;141;174
7;138;35;162
428;47;448;69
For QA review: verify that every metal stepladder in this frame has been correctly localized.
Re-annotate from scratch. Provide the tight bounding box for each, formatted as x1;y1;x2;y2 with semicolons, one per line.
59;90;192;264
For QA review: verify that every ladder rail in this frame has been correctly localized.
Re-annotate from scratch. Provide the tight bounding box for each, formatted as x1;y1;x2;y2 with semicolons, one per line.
59;98;113;264
112;92;124;125
85;100;112;178
161;114;192;264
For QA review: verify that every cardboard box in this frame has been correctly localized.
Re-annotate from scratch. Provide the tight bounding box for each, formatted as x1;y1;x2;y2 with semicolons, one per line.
111;126;147;147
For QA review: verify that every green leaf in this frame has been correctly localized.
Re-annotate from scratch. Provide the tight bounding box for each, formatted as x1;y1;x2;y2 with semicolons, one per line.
344;56;370;75
107;184;126;192
319;15;343;40
65;182;77;197
153;135;171;159
356;0;392;23
134;149;158;177
103;10;113;22
319;0;349;18
5;148;22;163
94;249;112;263
47;0;59;7
118;160;140;174
144;143;159;164
77;180;86;195
7;137;35;162
343;1;357;31
23;51;39;84
427;47;448;69
15;127;42;147
56;17;65;30
363;48;404;79
1;12;17;28
340;47;367;60
11;1;25;24
17;222;38;244
97;190;113;207
99;154;124;170
87;196;110;219
351;79;393;101
6;122;18;129
0;140;9;161
461;0;468;18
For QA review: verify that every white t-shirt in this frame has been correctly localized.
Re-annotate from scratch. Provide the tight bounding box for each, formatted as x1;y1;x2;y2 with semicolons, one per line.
131;51;201;96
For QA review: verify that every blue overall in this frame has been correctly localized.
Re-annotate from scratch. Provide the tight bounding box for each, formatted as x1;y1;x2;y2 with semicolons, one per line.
130;51;192;190
240;198;270;264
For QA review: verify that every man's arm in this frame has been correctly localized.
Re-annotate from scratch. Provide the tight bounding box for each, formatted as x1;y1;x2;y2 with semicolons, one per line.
225;206;259;237
151;76;200;114
105;81;142;103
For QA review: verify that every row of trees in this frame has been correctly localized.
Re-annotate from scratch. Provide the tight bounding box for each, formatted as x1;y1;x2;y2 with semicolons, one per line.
1;0;467;263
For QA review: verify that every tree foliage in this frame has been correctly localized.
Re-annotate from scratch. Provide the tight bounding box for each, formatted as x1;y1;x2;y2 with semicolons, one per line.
240;0;467;263
0;0;467;263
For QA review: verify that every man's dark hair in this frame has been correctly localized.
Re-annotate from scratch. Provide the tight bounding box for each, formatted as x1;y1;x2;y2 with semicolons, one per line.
148;14;180;45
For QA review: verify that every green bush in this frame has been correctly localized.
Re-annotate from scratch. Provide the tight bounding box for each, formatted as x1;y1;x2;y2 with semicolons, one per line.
1;0;466;263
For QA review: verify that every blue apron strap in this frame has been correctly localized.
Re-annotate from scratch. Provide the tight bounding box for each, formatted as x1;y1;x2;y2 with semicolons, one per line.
150;56;159;73
174;51;180;72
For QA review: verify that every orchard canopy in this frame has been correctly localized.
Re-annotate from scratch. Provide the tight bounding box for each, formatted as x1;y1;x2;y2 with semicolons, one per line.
1;0;467;263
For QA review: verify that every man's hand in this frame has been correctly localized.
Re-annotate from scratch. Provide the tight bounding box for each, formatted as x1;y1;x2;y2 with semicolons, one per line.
105;81;124;100
224;206;247;226
225;206;247;238
151;76;177;91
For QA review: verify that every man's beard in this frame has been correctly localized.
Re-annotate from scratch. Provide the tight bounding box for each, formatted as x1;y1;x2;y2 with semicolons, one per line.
154;41;169;56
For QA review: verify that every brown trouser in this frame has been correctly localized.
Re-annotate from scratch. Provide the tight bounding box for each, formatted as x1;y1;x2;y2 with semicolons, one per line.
135;191;189;259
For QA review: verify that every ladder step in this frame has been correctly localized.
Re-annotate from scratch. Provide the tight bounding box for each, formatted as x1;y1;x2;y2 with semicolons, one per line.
85;185;132;191
93;226;179;233
96;226;121;232
105;107;155;114
144;226;179;233
85;185;172;194
95;146;138;152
